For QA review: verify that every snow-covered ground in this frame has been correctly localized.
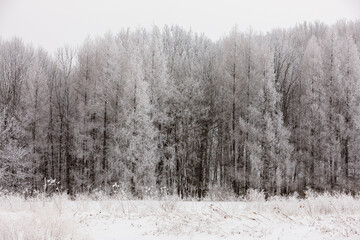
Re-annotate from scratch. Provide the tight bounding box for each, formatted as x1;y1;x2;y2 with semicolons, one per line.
0;193;359;239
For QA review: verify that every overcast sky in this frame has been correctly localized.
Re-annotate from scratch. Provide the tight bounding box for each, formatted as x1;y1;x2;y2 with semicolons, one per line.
0;0;359;52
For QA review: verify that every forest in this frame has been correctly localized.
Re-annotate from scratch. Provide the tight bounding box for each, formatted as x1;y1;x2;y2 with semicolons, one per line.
0;20;360;198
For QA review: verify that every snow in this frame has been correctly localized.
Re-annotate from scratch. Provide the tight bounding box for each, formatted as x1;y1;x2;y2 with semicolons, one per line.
0;194;359;239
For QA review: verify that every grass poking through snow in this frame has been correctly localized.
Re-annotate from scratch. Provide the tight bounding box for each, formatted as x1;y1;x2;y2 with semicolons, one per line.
0;191;359;239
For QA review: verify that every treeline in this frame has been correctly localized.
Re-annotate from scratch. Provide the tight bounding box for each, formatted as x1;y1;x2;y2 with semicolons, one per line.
1;21;360;198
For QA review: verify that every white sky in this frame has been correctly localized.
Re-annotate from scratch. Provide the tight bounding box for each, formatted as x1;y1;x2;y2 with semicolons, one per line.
0;0;359;52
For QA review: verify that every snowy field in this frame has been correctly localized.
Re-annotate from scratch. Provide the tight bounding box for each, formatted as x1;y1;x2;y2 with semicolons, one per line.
0;192;359;240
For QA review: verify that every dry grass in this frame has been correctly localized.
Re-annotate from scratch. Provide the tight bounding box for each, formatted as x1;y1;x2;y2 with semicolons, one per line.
0;194;82;240
0;191;359;239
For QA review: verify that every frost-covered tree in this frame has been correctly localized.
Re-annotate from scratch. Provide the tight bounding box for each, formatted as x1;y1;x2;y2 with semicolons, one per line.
0;109;30;190
336;31;360;189
1;21;360;196
143;26;173;191
122;43;158;197
260;50;293;194
219;27;242;194
298;36;328;189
